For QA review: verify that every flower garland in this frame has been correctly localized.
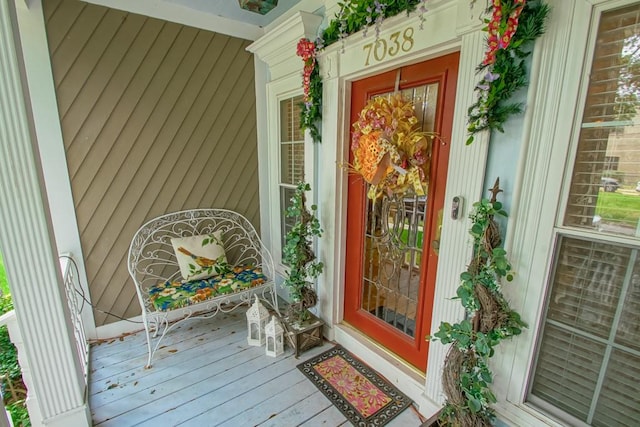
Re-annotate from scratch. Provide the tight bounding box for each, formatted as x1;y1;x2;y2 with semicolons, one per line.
296;0;429;142
466;0;549;145
350;94;432;200
296;39;322;142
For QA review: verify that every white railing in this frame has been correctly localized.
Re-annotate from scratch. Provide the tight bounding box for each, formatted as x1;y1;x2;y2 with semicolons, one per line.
59;255;89;390
0;310;42;426
0;255;88;427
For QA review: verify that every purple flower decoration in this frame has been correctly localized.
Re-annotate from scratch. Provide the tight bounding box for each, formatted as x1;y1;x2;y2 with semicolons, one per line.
476;83;490;91
484;71;500;82
374;0;385;14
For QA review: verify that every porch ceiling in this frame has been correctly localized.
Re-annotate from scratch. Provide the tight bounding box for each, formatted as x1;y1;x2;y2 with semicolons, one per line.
168;0;304;28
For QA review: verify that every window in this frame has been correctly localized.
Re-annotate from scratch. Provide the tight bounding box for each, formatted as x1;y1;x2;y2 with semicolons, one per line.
529;5;640;426
279;95;305;260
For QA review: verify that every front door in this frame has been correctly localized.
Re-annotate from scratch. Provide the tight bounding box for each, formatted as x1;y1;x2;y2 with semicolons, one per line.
344;53;459;371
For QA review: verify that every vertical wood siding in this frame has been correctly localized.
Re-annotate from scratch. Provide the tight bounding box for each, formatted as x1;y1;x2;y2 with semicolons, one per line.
43;0;261;326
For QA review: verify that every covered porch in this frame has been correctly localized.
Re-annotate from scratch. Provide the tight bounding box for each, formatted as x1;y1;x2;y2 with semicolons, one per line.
88;307;425;426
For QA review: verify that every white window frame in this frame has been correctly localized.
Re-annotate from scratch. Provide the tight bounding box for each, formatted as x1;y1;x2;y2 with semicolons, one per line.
266;74;315;274
485;0;640;425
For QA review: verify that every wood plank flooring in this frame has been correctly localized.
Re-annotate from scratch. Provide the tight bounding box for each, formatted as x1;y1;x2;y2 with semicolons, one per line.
89;308;425;426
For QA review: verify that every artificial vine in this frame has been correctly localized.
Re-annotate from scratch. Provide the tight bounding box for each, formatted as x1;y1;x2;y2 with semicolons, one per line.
282;182;324;320
429;180;526;426
466;0;550;145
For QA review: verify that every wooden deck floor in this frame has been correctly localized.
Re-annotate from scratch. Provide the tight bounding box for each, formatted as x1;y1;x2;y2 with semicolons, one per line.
89;308;425;426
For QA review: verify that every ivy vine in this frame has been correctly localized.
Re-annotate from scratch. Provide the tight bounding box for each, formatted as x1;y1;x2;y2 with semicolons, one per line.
282;182;324;320
429;184;526;426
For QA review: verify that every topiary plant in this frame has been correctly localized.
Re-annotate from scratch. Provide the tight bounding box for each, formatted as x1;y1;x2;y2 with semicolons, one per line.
282;182;324;321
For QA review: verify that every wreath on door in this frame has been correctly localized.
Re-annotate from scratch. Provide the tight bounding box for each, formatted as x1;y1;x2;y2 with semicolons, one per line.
350;94;435;200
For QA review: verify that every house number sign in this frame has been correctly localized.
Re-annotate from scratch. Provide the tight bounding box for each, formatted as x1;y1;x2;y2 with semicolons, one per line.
363;27;415;66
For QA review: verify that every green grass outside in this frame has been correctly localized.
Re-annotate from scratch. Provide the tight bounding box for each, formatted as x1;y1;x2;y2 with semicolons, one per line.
0;253;9;296
0;253;30;426
596;191;640;226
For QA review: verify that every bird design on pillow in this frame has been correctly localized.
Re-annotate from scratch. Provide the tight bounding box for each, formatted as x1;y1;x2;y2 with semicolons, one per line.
177;247;217;267
177;246;231;279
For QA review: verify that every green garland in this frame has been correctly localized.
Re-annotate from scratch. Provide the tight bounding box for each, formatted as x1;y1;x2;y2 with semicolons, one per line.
429;196;526;425
466;0;550;145
298;0;426;142
298;0;549;146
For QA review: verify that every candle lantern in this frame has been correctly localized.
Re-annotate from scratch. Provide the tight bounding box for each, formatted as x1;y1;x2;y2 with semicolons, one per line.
246;295;269;346
265;315;284;357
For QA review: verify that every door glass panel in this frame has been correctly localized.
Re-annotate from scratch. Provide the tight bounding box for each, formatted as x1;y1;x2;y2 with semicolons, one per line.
360;83;438;338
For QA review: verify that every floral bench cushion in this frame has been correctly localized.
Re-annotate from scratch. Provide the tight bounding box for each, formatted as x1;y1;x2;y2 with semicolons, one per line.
148;265;267;312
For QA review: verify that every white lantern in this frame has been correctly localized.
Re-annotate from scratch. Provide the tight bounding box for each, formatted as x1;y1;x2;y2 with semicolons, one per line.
265;315;284;357
246;295;269;346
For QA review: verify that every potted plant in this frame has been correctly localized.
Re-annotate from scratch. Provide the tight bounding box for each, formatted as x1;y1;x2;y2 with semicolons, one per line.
282;182;324;322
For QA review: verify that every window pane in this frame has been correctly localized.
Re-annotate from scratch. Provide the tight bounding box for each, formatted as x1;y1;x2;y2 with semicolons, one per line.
564;6;640;238
546;237;627;340
530;237;639;425
280;142;304;185
280;95;304;142
616;256;640;351
279;94;305;261
280;186;296;260
592;349;640;427
531;324;605;422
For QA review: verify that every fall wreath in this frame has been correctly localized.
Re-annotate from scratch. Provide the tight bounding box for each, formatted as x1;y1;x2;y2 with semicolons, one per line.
350;94;434;200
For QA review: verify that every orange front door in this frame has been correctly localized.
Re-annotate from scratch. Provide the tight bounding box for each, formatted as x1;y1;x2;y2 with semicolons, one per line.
344;53;459;371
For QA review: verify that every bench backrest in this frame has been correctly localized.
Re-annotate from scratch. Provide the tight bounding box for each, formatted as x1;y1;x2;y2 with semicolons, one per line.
128;209;274;312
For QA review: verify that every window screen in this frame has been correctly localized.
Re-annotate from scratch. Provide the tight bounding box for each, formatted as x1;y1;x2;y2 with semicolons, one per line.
529;4;640;426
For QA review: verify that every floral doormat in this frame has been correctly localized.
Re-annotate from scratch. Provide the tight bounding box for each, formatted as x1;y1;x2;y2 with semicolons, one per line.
297;345;412;426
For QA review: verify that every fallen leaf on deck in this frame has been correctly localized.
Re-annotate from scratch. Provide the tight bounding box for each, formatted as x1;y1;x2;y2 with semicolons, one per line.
133;381;138;386
107;383;119;390
168;349;178;353
150;389;156;394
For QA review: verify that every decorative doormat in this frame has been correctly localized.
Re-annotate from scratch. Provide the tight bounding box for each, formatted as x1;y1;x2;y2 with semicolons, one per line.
297;345;412;426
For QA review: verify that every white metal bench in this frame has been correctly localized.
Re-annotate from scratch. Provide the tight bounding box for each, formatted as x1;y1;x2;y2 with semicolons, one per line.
127;209;279;367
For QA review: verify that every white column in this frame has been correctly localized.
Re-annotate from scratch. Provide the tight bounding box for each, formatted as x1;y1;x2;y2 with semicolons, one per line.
424;14;491;404
0;1;91;426
12;0;96;340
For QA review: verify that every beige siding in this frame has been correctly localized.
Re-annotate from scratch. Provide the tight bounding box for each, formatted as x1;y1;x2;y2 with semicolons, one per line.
44;0;261;326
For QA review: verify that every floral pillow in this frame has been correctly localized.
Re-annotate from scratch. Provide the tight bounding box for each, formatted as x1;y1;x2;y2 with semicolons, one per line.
170;231;229;282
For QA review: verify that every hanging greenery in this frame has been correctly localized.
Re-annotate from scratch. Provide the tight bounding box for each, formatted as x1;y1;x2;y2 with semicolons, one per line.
296;0;549;145
428;181;527;426
466;0;550;145
297;39;323;142
297;0;429;142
